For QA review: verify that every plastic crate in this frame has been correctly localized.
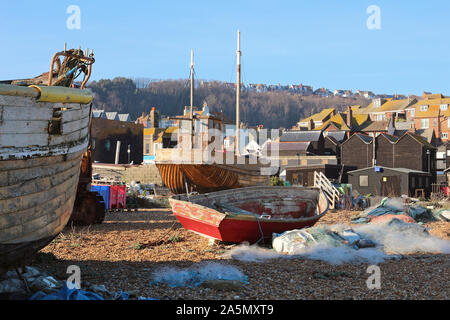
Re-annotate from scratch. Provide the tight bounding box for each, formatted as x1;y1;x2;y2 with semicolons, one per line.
91;185;110;209
109;185;127;210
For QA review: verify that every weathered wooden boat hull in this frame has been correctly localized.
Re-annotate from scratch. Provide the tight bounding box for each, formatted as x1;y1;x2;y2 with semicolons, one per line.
156;163;270;194
0;84;92;267
169;186;328;243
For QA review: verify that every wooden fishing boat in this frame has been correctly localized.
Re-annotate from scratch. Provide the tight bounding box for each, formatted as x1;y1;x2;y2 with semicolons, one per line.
0;84;93;267
169;186;329;243
156;160;271;194
156;33;272;194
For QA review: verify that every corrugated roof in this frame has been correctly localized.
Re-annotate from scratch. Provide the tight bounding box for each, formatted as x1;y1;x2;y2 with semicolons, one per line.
280;130;322;142
378;133;399;144
324;131;347;142
265;141;311;152
355;133;373;144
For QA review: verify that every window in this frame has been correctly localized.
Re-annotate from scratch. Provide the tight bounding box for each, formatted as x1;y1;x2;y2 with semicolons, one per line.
359;175;369;187
145;143;150;154
410;109;415;117
440;104;448;111
411;176;415;188
374;114;383;121
420;105;428;111
420;119;429;129
442;133;448;140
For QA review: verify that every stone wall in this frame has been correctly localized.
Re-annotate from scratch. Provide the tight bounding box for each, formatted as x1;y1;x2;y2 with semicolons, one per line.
92;163;162;185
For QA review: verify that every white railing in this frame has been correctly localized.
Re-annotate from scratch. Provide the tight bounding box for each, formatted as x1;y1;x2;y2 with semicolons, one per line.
313;171;341;209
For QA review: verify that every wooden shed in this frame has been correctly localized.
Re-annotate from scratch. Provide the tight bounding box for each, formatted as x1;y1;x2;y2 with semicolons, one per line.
340;133;374;170
374;133;398;168
91;118;143;164
347;166;432;197
285;164;356;187
393;132;436;174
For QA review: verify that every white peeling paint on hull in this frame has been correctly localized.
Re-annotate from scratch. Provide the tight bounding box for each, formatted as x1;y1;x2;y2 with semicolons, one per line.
0;94;91;159
0;87;92;246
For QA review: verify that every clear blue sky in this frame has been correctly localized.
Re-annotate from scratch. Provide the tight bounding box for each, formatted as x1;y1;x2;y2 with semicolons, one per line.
1;0;449;95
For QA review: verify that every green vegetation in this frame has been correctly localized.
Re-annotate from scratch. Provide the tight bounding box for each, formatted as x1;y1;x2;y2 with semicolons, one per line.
88;78;369;129
270;176;285;186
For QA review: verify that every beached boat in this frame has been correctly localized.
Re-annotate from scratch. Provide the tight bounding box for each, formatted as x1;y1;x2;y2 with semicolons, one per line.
156;32;272;194
0;84;93;267
156;161;270;194
169;186;329;243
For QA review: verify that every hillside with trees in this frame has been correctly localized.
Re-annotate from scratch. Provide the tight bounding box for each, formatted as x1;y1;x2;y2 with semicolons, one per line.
88;77;370;129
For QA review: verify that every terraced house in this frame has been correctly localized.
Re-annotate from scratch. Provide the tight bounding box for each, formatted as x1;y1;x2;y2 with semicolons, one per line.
297;108;337;129
411;96;450;142
363;97;417;122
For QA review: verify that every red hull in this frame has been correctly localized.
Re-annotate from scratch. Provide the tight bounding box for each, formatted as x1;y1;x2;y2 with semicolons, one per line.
169;186;329;244
174;213;321;243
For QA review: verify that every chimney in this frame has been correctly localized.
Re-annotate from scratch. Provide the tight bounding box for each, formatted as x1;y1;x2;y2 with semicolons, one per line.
308;118;315;130
150;107;159;128
346;106;353;131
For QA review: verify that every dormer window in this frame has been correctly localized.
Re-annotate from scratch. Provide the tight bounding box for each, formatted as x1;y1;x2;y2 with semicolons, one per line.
440;104;448;111
420;105;428;111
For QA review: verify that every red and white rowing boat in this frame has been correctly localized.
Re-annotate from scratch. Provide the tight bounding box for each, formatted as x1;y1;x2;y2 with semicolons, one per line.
169;186;329;244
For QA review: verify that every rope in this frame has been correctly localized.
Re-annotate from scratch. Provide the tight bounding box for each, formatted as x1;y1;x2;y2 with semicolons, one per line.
254;215;265;245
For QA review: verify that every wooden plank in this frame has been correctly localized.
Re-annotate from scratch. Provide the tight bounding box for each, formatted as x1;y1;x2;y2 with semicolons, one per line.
0;149;84;172
0;95;36;107
0;120;48;134
0;133;48;148
61;116;90;134
1;192;76;243
1;106;53;121
0;169;79;215
0;162;80;201
6;154;81;186
49;127;88;146
61;106;90;123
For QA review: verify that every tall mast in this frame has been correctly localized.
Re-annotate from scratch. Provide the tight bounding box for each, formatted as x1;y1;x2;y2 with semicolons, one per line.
190;49;194;118
236;30;241;155
190;49;195;149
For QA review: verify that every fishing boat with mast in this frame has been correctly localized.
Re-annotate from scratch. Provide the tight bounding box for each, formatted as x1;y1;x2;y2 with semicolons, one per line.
0;46;96;267
156;31;273;194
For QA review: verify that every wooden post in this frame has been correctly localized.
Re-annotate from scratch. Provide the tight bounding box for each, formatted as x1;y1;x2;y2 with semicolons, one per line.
115;141;121;165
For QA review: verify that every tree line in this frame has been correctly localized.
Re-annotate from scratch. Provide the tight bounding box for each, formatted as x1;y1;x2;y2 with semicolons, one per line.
88;77;370;129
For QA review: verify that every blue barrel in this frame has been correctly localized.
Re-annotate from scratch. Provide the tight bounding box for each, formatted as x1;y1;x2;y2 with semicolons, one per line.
91;185;110;209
